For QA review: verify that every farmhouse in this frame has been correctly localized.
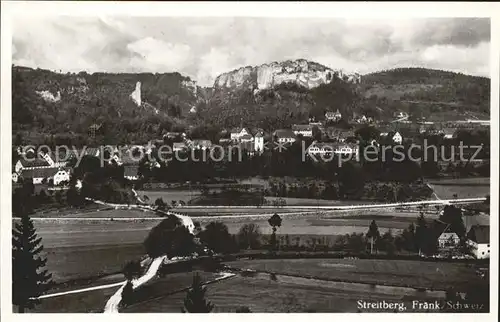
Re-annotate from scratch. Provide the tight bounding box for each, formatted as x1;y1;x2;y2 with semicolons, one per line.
467;225;490;259
438;232;460;249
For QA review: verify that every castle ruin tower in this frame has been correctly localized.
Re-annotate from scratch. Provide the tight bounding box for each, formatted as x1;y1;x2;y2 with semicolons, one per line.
130;81;142;106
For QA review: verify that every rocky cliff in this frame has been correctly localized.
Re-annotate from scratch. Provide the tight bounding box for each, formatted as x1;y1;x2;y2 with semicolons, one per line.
214;59;361;91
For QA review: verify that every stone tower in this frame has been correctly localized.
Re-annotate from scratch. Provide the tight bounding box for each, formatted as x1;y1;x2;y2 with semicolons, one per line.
130;81;142;106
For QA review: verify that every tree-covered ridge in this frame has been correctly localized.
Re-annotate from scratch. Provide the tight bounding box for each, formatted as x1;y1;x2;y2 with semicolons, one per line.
362;67;490;85
360;68;490;114
201;75;359;131
12;65;490;146
12;66;209;145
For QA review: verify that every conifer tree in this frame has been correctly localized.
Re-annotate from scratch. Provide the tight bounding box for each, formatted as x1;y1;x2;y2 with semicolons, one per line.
182;273;214;313
12;214;54;313
366;220;380;254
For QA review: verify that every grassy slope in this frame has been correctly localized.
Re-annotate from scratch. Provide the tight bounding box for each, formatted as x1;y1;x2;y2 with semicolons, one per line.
227;258;482;290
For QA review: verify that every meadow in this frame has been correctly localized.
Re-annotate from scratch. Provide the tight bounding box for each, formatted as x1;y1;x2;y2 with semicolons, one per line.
427;177;490;200
124;258;485;313
26;208;428;283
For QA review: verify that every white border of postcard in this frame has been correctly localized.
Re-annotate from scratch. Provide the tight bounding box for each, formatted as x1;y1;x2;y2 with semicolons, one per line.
1;1;499;321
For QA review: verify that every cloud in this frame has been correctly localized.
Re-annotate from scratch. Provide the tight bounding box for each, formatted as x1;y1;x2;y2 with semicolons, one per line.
127;37;192;72
12;17;490;86
411;18;490;48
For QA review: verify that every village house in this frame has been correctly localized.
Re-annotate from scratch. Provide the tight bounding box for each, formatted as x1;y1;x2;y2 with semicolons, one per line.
14;158;51;174
124;165;139;181
19;167;69;185
53;168;71;185
230;127;251;141
191;139;212;151
273;129;297;145
438;232;461;249
163;132;185;141
467;225;490;259
325;109;342;122
394;111;409;119
440;128;458;140
380;131;403;144
292;124;313;137
173;142;188;152
326;128;355;143
254;131;265;154
239;134;254;143
307;142;334;155
307;141;359;159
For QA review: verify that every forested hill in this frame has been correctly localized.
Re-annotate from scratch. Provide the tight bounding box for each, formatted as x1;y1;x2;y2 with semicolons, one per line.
359;68;490;117
12;66;210;145
12;65;490;146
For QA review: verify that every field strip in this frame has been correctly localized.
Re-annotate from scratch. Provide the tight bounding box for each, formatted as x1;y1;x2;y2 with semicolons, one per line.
37;281;126;299
178;197;486;209
18;197;485;222
120;272;237;312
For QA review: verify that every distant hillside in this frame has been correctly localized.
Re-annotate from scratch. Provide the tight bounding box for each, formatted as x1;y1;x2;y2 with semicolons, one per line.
359;68;490;118
12;64;490;146
202;74;359;130
12;66;210;145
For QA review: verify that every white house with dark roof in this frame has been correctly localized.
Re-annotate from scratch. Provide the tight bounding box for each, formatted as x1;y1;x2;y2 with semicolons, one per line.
15;158;51;174
124;165;139;181
325;109;342;122
239;134;254;143
254;131;265;154
307;141;359;158
273;129;296;144
53;169;71;185
440;128;457;140
20;167;60;184
173;142;188;152
292;124;313;137
467;225;490;259
438;232;460;249
230;128;251;141
191;139;212;150
380;130;403;144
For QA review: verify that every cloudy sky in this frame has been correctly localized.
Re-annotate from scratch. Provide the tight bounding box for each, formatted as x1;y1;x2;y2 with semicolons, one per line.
12;17;490;86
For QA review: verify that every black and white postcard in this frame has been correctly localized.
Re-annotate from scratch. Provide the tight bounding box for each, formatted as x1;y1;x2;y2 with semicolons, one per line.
1;1;498;320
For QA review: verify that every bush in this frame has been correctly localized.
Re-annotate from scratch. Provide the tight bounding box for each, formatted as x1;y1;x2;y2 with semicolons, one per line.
123;260;142;281
198;222;238;254
143;216;196;258
237;224;261;250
